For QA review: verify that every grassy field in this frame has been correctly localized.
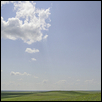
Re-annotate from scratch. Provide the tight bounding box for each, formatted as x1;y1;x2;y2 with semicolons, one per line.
1;90;101;101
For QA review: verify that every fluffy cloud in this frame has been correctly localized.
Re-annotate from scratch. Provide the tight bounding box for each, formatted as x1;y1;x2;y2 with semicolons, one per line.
42;79;48;84
1;1;15;7
43;35;48;39
25;48;39;53
18;78;23;81
55;80;67;84
85;79;94;83
76;79;80;81
31;58;36;61
33;76;38;78
10;71;31;76
1;1;51;44
1;1;10;7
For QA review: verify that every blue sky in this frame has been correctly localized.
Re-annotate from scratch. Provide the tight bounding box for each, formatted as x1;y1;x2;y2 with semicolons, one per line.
1;1;101;91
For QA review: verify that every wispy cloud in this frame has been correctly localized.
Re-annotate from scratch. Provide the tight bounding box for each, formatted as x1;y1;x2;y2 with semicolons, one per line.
25;48;39;53
1;1;51;44
31;58;36;61
55;80;67;84
43;35;48;39
42;79;48;84
1;1;13;7
76;79;80;81
85;79;94;83
33;76;38;78
10;71;31;76
1;1;15;7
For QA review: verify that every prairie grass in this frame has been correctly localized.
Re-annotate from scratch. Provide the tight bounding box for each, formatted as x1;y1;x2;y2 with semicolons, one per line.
1;91;101;101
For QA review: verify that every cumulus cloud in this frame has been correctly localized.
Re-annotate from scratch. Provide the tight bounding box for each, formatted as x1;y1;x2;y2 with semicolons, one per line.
1;1;10;7
25;48;39;53
85;79;94;83
33;76;38;78
10;71;31;76
42;79;48;84
1;1;15;7
31;58;36;61
1;1;51;44
55;80;67;84
76;79;80;81
43;35;48;39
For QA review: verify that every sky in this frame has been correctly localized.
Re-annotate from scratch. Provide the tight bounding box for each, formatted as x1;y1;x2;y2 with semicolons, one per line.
1;1;101;91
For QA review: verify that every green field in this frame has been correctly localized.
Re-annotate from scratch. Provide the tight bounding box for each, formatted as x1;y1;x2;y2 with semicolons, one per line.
1;90;101;101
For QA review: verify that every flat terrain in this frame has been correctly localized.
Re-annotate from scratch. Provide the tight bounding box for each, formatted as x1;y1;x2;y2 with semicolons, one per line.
1;91;101;101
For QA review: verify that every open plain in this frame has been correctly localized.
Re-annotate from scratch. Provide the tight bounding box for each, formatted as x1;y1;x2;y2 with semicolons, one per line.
1;90;101;101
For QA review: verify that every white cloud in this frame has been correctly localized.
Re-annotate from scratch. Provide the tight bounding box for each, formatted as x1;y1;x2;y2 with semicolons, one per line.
43;35;48;39
55;80;67;84
42;79;48;84
76;79;80;81
1;1;10;7
10;71;20;75
1;1;51;44
23;72;31;76
1;1;16;7
25;48;39;53
1;70;3;72
85;79;94;83
33;76;38;78
31;58;36;61
10;71;31;76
